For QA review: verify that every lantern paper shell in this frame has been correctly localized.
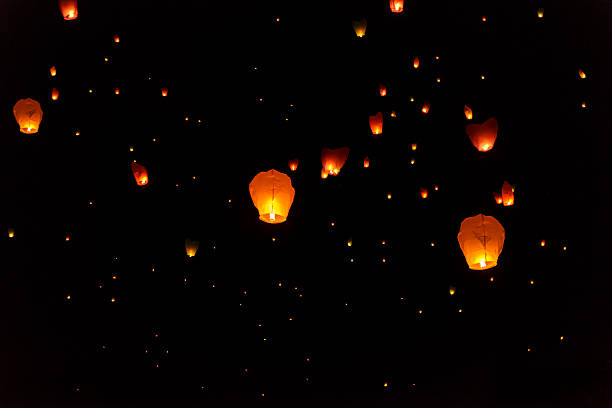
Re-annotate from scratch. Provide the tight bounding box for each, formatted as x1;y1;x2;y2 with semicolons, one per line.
421;101;430;114
493;192;503;205
466;117;498;152
363;157;370;168
114;35;120;43
369;112;383;135
13;98;43;134
161;88;168;97
420;188;428;199
352;18;367;37
464;105;473;120
51;88;59;101
185;239;199;257
321;147;350;176
59;0;78;20
413;57;420;69
501;181;514;206
457;214;505;270
390;0;404;13
379;84;387;96
131;162;149;186
50;66;57;77
249;169;295;224
288;159;298;172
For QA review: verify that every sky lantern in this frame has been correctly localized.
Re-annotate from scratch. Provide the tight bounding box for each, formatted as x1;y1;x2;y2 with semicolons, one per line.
501;181;514;206
379;84;387;96
352;18;367;37
421;101;430;114
363;157;370;168
161;88;168;97
464;105;473;120
493;192;503;205
50;66;57;77
115;88;120;95
288;159;298;172
185;239;199;257
59;0;78;20
457;214;505;270
578;69;586;79
466;117;498;152
537;8;544;18
321;169;329;179
411;143;417;151
369;112;383;135
413;57;420;69
390;0;404;13
8;228;15;239
131;162;149;186
51;88;59;101
321;147;350;176
420;188;428;199
13;98;43;134
114;35;120;43
249;169;295;224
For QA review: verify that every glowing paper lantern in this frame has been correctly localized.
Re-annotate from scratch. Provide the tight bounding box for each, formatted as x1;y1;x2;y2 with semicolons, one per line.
59;0;78;20
457;214;505;270
51;88;59;101
8;228;15;239
50;66;57;77
321;169;329;179
420;188;428;199
185;238;199;257
501;181;514;206
466;117;498;152
249;169;295;224
537;8;544;18
493;192;503;205
421;101;430;114
115;88;120;95
369;112;383;135
363;157;370;168
379;84;387;96
449;286;456;295
578;69;586;79
390;0;404;13
114;35;120;43
131;162;149;186
411;143;417;151
321;147;350;176
288;159;298;172
413;57;420;69
161;88;168;97
464;105;473;120
352;18;367;37
13;98;43;134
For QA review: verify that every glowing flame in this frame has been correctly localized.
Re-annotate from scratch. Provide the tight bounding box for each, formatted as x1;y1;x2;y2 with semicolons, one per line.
270;203;275;221
480;259;486;268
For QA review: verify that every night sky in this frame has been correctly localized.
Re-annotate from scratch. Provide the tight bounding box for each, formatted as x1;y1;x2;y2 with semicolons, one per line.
0;0;607;407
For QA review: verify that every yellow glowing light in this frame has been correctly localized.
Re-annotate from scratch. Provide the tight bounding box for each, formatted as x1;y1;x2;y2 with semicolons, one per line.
449;287;455;296
387;193;392;199
8;228;15;238
537;8;544;18
578;69;586;79
479;259;486;268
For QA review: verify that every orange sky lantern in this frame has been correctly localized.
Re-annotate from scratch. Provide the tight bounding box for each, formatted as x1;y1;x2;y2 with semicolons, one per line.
288;159;298;172
363;157;370;168
352;18;367;37
50;66;57;77
457;214;505;270
493;192;503;205
59;0;78;20
13;98;43;134
185;239;199;257
379;84;387;96
464;105;473;120
466;117;498;152
578;69;586;79
501;181;514;206
161;88;168;97
421;101;430;114
420;188;428;199
390;0;404;13
115;88;120;95
51;88;59;101
321;147;350;176
369;112;383;135
114;35;120;43
131;162;149;186
413;57;420;69
249;169;295;224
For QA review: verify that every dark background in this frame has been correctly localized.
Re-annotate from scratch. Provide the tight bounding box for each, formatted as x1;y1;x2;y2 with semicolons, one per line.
0;0;606;407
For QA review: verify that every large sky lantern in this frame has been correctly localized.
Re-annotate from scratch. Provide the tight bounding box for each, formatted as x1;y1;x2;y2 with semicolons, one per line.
59;0;78;20
457;214;505;270
288;159;298;172
321;147;350;176
249;169;295;224
501;181;515;206
466;117;498;152
390;0;404;13
352;18;367;37
185;239;199;258
130;162;149;186
13;98;43;134
369;112;383;135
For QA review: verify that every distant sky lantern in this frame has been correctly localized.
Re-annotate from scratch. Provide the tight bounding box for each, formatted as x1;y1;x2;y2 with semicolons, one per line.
457;214;505;270
115;88;120;95
379;84;387;96
13;98;43;134
537;8;544;18
352;18;367;37
389;0;404;13
411;143;417;151
249;169;295;224
51;88;59;101
466;117;498;152
50;66;57;77
578;69;586;79
501;181;514;206
185;238;199;257
288;159;298;172
321;147;350;176
8;228;15;239
321;169;329;179
413;57;420;69
130;162;149;186
493;192;503;205
421;101;430;114
420;188;428;199
59;0;78;20
369;112;383;135
449;286;456;295
390;110;397;118
363;157;370;168
434;185;439;191
114;35;120;43
161;88;168;97
464;105;473;120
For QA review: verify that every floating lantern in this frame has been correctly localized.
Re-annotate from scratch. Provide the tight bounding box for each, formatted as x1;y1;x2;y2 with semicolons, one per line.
379;84;387;96
59;0;78;20
411;143;417;151
321;169;329;179
466;117;498;152
161;88;168;97
493;192;503;205
352;18;367;37
464;105;473;120
185;239;199;257
390;110;397;118
578;69;586;79
51;88;59;101
540;240;546;247
288;159;298;172
13;98;43;134
115;88;120;95
537;8;544;18
421;101;430;114
50;66;57;77
369;112;383;135
114;35;120;43
434;185;439;191
130;162;148;186
449;286;455;296
501;181;514;206
249;169;295;224
321;147;350;176
413;57;420;69
363;157;370;168
389;0;404;13
420;188;428;199
8;228;15;239
457;214;505;270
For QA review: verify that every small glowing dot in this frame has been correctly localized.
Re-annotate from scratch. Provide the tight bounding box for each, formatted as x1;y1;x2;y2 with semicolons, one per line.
560;336;564;341
530;280;534;285
540;240;546;247
409;97;415;102
275;17;280;22
75;131;80;136
104;57;109;62
527;347;531;352
112;275;117;280
581;102;587;109
330;222;335;227
482;16;487;22
89;89;93;94
458;308;463;313
563;246;567;251
490;277;494;282
430;242;435;247
383;382;388;388
435;56;440;60
481;75;486;80
418;309;423;314
66;295;71;300
185;117;189;121
436;77;441;83
271;237;276;242
350;258;354;263
110;297;116;303
382;258;386;263
387;193;392;200
129;146;134;152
